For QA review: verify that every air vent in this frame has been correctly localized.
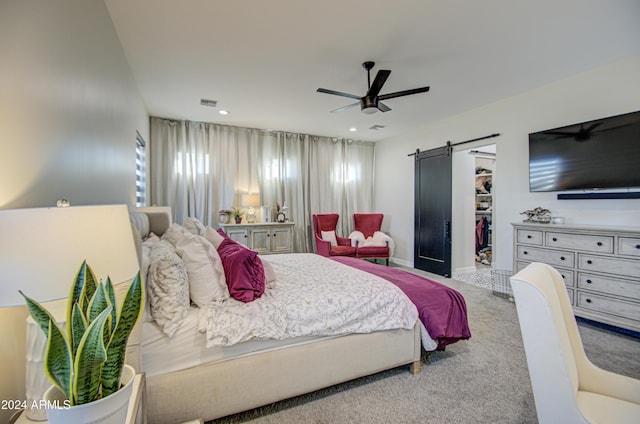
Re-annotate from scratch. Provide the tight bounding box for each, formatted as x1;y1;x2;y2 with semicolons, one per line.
200;99;218;107
369;124;386;131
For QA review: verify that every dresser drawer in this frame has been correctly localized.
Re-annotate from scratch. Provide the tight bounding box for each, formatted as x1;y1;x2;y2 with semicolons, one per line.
618;237;640;257
517;246;574;268
517;229;543;245
577;273;640;300
545;232;613;254
576;292;640;323
578;254;640;279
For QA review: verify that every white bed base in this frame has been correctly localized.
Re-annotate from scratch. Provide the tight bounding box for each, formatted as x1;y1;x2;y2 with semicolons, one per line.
146;324;421;424
131;208;422;423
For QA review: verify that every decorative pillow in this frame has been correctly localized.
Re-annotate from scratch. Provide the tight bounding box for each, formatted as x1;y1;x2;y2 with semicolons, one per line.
175;232;229;307
205;226;226;249
140;233;160;322
183;217;206;236
262;259;277;289
147;240;190;337
321;230;338;247
161;223;190;246
217;238;265;302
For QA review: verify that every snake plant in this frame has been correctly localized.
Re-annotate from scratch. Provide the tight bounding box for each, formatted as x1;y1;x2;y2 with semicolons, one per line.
20;260;143;406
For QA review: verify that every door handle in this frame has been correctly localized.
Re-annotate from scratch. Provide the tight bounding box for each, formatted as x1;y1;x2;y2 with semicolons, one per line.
445;221;451;239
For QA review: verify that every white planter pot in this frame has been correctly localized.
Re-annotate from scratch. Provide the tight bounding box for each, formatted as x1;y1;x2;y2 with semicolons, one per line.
43;364;135;424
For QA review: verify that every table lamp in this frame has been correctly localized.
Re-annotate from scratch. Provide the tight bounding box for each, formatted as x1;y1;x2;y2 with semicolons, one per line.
0;204;139;420
241;194;260;223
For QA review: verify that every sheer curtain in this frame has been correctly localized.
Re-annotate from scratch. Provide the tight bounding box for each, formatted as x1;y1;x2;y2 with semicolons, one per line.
149;117;375;252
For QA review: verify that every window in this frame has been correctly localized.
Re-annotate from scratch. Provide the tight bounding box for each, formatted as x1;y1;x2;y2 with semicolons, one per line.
135;132;146;207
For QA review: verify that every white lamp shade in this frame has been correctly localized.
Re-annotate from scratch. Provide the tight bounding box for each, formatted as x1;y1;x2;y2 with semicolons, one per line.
0;204;140;307
241;194;260;208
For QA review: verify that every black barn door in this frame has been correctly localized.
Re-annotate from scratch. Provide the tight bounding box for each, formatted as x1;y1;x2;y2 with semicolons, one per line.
414;146;452;277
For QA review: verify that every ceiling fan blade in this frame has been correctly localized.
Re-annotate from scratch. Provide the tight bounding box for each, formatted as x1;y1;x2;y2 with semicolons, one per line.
330;102;360;113
317;88;361;100
378;86;430;101
367;70;391;97
378;102;391;112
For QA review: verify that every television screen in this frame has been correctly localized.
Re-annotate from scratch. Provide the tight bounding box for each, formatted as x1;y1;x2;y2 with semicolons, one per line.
529;110;640;192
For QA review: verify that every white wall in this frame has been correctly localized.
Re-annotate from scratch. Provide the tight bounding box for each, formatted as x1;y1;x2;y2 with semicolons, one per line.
0;2;148;421
0;0;148;210
375;56;640;271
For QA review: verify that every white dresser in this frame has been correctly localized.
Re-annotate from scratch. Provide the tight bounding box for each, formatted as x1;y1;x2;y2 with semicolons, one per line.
219;222;295;254
512;222;640;332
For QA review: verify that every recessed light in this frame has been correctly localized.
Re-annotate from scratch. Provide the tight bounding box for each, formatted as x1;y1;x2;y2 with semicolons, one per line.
349;127;357;132
219;110;229;115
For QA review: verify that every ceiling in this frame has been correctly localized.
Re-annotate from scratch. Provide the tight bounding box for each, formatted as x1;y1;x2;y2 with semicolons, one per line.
104;0;640;142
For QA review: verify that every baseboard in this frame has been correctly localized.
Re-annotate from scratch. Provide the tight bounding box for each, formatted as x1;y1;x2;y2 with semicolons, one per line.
391;257;413;268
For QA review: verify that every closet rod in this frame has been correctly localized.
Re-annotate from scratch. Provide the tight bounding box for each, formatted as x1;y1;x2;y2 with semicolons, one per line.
407;133;500;156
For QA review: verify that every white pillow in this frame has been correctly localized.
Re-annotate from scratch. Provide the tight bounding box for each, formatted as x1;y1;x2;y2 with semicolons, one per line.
204;226;225;249
161;223;189;246
174;232;229;307
183;217;206;236
147;240;190;337
321;230;338;247
263;259;277;289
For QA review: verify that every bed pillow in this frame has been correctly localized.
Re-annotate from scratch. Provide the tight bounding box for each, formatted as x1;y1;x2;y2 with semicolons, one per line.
161;223;190;246
183;217;206;236
205;226;226;249
147;240;190;337
217;238;265;302
140;233;160;322
321;230;338;247
262;259;277;289
175;232;229;307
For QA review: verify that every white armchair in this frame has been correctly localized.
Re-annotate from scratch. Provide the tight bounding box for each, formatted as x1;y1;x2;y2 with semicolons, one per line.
510;262;640;423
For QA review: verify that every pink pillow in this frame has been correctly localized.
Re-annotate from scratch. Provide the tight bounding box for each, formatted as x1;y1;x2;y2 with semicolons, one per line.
217;238;265;302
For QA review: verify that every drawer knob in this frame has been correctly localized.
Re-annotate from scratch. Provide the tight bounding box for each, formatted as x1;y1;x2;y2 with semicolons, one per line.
560;256;565;261
587;260;593;265
586;279;592;284
585;298;592;304
596;241;602;246
527;235;532;239
523;251;528;255
636;244;640;249
552;237;558;242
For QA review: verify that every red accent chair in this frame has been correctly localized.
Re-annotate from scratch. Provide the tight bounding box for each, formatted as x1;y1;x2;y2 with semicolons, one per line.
312;214;356;257
353;213;390;266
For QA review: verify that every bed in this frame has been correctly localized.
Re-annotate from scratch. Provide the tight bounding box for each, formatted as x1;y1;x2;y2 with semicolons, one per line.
129;208;470;424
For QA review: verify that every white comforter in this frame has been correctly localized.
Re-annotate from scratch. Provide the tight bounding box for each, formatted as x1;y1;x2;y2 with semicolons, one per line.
199;253;418;347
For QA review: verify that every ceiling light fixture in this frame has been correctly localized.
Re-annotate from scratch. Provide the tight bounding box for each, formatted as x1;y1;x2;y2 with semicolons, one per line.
219;110;229;115
349;127;357;132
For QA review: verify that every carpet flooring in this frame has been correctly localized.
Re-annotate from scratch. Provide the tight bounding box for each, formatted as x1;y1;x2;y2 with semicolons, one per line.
209;266;640;424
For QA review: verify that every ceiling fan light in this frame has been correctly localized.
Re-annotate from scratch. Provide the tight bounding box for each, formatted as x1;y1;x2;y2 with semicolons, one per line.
362;107;378;114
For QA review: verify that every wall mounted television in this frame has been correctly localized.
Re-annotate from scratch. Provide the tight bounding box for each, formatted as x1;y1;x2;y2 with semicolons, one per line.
529;110;640;193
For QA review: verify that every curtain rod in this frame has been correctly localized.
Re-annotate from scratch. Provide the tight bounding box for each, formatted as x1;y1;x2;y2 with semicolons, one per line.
407;133;500;156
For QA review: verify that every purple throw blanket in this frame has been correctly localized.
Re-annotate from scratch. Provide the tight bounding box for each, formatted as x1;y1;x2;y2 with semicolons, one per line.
331;257;471;350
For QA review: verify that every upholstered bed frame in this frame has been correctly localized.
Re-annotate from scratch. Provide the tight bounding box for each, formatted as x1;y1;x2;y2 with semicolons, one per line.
130;208;421;424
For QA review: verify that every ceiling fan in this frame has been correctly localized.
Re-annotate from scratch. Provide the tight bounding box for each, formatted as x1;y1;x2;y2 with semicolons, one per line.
317;61;430;114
